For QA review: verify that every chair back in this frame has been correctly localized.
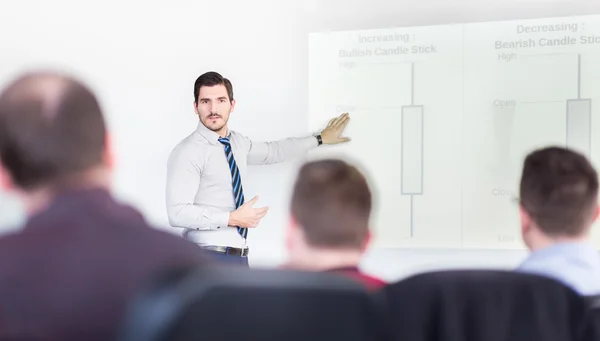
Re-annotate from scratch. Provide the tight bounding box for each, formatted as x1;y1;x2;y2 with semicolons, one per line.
119;266;385;341
377;270;590;341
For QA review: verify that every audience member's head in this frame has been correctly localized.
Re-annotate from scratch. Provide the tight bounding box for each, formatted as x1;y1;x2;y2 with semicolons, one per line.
0;71;112;212
286;158;373;270
519;146;599;251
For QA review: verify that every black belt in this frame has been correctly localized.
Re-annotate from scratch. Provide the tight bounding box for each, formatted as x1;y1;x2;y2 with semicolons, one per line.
201;245;249;257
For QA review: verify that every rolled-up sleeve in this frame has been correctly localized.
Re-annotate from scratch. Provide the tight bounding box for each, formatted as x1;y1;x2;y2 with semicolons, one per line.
166;144;230;230
246;135;318;165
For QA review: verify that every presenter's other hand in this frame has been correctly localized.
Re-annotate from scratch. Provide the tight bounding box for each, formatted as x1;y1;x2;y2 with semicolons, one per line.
321;112;351;144
229;196;269;228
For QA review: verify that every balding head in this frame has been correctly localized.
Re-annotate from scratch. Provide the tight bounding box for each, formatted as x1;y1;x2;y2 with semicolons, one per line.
0;71;107;190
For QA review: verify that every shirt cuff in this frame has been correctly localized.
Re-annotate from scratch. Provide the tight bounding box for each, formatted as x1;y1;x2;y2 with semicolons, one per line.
211;210;231;230
307;135;320;148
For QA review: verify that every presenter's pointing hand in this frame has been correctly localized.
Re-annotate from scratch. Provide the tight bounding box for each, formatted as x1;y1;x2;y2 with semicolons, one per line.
321;112;351;145
229;196;269;228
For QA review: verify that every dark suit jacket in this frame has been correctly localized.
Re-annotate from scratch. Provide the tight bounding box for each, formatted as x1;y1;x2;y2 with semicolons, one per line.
0;188;208;341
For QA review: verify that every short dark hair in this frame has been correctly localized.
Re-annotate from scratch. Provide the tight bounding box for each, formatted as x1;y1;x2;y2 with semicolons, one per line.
519;146;599;237
0;72;106;190
193;71;234;103
290;159;372;249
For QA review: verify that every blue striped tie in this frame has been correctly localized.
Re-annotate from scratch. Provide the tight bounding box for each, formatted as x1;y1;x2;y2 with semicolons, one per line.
218;137;248;239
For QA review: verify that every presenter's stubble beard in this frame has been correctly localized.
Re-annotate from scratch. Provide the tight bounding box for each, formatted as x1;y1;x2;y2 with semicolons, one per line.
198;108;231;138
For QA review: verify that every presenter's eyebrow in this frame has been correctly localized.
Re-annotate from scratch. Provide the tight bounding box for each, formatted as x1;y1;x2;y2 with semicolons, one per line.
199;96;228;101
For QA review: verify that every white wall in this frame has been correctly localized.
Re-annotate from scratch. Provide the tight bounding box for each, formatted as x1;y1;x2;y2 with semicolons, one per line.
0;0;598;282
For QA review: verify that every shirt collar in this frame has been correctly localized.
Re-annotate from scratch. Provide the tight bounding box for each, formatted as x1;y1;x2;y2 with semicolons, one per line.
533;241;597;254
521;241;600;266
195;121;230;145
325;266;360;273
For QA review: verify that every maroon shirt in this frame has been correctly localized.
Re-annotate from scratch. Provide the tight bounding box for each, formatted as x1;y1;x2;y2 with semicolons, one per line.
0;188;208;341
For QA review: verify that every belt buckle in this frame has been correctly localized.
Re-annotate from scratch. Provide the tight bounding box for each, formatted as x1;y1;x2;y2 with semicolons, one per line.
225;246;249;257
238;239;248;257
224;247;241;257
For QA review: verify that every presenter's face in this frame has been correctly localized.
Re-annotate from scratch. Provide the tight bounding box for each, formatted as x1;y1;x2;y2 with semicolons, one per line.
195;85;235;136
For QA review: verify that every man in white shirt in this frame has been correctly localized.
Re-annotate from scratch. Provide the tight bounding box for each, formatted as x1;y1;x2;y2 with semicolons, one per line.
516;146;600;296
166;71;350;266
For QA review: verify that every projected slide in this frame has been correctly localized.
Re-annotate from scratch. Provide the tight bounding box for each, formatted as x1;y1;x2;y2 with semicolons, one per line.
309;14;600;250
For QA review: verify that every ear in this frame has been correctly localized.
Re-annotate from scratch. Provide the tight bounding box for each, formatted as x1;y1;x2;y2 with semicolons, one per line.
361;230;372;252
519;205;532;235
192;102;199;116
103;133;115;169
230;99;236;112
0;165;14;191
592;205;600;224
286;216;298;242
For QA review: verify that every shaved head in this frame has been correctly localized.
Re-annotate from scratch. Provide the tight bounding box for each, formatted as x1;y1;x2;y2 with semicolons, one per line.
0;71;107;190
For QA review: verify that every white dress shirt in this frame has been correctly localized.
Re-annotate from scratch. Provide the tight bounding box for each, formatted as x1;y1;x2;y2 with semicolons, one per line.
166;121;318;248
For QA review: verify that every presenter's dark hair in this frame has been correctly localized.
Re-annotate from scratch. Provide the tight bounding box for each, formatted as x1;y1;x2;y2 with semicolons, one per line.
291;159;372;249
193;71;234;103
519;146;598;237
0;71;106;190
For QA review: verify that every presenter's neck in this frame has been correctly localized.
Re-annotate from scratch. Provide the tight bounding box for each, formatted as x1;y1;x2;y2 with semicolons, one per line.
216;127;228;138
